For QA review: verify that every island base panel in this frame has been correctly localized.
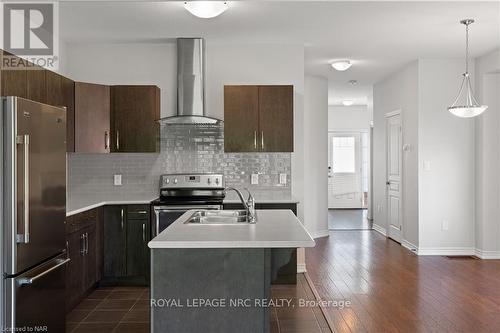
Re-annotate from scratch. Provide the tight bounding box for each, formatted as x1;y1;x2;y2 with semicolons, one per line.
151;248;271;333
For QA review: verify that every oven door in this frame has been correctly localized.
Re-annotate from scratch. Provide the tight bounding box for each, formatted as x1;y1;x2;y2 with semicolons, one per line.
152;205;221;237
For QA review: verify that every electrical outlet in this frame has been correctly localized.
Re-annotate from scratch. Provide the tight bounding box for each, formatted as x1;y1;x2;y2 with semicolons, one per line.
251;174;259;185
441;220;449;231
279;173;287;185
114;174;122;186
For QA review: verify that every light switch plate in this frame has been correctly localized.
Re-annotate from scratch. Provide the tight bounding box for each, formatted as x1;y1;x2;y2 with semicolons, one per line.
251;174;259;185
114;174;122;186
279;173;287;185
424;161;431;171
441;219;449;231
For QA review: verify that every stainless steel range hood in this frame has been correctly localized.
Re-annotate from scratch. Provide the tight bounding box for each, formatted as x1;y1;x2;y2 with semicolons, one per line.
159;38;221;125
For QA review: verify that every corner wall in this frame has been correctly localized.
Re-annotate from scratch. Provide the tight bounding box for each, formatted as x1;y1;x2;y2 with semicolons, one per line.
304;76;329;238
474;48;500;258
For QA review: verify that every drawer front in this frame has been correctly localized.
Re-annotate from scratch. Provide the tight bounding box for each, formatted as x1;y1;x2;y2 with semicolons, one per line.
127;205;150;220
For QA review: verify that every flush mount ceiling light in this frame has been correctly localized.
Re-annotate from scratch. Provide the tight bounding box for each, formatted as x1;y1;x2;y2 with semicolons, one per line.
331;60;352;71
448;19;488;118
348;80;358;85
184;1;229;19
342;100;354;106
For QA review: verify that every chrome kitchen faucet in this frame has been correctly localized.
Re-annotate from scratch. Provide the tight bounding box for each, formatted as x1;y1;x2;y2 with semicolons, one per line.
224;187;256;223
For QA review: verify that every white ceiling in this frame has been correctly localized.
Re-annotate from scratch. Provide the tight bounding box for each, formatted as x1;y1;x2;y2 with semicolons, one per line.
59;1;500;105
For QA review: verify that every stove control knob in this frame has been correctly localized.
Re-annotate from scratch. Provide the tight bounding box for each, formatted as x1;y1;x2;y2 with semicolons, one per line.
215;178;220;185
174;178;178;184
165;178;170;184
207;178;212;184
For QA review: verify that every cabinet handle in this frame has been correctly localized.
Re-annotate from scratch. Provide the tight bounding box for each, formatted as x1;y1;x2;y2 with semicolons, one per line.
104;131;109;150
254;131;257;150
85;232;89;255
142;223;146;242
120;208;124;229
261;131;265;150
136;210;148;214
66;240;70;259
116;130;120;151
80;234;85;255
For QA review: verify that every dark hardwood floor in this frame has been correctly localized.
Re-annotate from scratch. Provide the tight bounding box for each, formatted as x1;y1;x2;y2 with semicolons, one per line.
67;274;331;333
306;230;500;332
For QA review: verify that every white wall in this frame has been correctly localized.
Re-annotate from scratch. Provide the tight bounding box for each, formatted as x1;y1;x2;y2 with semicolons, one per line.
373;61;419;247
304;76;329;237
417;59;475;251
373;58;480;253
63;41;306;213
62;42;177;118
328;105;371;131
474;48;500;258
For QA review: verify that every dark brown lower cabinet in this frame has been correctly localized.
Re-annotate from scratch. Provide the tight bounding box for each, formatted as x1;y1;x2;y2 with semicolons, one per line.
103;205;127;278
65;208;102;312
102;205;150;285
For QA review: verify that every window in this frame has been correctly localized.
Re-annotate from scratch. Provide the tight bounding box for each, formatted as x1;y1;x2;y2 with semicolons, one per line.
332;137;355;173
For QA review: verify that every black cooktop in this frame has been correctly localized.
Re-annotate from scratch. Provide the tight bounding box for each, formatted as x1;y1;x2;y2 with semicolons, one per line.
151;188;225;206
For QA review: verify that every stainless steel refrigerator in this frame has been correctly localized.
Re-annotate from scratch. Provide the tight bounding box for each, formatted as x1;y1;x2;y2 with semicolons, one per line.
1;97;68;332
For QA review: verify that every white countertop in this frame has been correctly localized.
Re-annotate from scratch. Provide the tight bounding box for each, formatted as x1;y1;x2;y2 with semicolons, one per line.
148;210;315;249
66;198;156;217
67;191;297;217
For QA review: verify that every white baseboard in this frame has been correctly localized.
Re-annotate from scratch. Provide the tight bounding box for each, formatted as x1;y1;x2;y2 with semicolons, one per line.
474;248;500;259
297;263;307;273
401;239;418;253
311;229;330;239
417;247;475;256
372;223;387;236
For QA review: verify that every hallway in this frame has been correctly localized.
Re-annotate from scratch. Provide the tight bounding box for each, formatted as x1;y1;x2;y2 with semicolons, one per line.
328;209;372;230
306;231;500;332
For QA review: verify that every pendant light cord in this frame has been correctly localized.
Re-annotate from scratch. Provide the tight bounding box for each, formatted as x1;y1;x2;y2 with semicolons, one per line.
465;22;469;74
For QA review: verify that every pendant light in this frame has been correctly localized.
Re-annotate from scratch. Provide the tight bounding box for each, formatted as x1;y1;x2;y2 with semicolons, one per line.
184;1;229;19
448;19;488;118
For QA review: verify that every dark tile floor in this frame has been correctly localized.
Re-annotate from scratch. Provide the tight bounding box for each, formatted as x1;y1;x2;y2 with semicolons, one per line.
328;209;372;230
67;274;331;333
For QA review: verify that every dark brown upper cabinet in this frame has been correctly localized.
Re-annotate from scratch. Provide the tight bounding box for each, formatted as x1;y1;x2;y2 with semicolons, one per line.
111;85;160;153
74;82;111;153
1;52;45;103
1;52;76;152
46;71;76;152
224;85;294;153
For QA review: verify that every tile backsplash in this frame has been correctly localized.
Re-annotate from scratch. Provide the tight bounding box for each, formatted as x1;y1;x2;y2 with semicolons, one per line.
67;124;291;205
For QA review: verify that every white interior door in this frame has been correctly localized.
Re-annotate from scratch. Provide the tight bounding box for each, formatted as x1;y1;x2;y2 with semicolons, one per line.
386;112;403;242
328;132;363;209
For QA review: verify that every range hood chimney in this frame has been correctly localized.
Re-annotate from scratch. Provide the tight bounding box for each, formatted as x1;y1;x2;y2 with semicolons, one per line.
159;38;221;125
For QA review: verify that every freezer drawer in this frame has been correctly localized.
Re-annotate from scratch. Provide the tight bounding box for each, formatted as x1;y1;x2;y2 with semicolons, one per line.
3;254;69;333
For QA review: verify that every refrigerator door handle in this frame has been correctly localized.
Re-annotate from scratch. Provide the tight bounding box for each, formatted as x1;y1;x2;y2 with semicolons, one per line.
16;134;30;244
17;258;70;285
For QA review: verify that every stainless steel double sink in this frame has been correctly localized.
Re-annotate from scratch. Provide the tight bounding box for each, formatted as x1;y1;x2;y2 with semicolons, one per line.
184;210;253;225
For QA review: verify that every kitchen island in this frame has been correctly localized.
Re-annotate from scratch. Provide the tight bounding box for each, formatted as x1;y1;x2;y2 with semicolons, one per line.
148;209;315;333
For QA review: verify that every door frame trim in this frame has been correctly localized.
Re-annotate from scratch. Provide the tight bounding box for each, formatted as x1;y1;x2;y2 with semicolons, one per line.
384;109;404;242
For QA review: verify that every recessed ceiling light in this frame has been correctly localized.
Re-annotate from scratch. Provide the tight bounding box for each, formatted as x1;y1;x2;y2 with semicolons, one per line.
184;1;229;19
342;100;354;106
331;60;352;71
348;80;358;85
